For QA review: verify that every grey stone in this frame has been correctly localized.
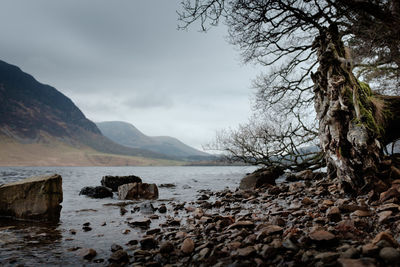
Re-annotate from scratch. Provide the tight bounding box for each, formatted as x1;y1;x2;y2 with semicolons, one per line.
0;174;63;221
79;186;112;198
101;175;142;191
239;166;283;189
118;182;158;200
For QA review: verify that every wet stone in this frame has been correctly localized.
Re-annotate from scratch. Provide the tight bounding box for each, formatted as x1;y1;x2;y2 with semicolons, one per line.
352;210;373;217
282;238;299;251
236;246;256;257
181;238;195;254
309;230;336;242
128;219;151;229
341;247;360;259
227;221;254;230
322;199;334;206
301;197;314;205
160;241;174;254
109;250;129;264
159;183;175;188
78;248;97;260
258;225;283;237
314;252;339;263
111;243;123;252
82;226;92;232
362;244;380;256
337;258;377;267
327;206;341;222
372;232;398;247
127;240;138;246
377;203;400;212
69;229;77;235
146;228;161;235
140;236;158;250
158;204;167;213
198;247;210;260
378;211;392;223
379;247;400;263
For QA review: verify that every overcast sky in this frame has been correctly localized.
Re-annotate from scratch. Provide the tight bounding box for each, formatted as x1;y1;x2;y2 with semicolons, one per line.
0;0;260;151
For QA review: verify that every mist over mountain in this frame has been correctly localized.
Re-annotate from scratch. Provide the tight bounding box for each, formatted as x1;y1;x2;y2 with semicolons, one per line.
96;121;213;160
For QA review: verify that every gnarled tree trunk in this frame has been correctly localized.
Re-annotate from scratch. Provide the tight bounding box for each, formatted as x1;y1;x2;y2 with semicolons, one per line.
312;24;400;194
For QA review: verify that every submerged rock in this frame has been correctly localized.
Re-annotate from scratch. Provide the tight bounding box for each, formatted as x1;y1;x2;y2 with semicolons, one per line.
101;175;142;192
108;250;129;264
78;248;97;260
79;186;113;198
118;182;159;200
0;174;63;221
159;183;176;188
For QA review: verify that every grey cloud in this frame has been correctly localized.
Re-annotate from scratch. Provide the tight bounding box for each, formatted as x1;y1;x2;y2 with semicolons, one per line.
0;0;261;150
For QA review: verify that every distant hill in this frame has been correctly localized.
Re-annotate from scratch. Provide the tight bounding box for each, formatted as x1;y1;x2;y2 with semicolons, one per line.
0;60;180;165
96;121;213;160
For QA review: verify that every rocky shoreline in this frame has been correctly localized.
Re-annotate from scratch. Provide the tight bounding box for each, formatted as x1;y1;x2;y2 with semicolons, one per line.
70;171;400;266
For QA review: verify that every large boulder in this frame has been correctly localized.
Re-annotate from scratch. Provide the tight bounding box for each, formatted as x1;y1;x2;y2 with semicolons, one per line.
118;182;159;200
79;186;113;198
0;174;63;221
101;175;142;191
239;166;284;190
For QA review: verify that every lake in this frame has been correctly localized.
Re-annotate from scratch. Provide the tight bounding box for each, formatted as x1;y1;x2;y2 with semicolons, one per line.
0;166;256;266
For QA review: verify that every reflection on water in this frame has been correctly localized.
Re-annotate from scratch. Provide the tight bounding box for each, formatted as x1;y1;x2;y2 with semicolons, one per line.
0;166;255;266
0;219;65;265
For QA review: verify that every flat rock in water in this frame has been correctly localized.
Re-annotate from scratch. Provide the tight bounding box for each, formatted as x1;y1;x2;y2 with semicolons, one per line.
128;219;151;228
118;183;158;200
109;250;129;263
0;174;63;221
159;183;176;188
78;248;97;260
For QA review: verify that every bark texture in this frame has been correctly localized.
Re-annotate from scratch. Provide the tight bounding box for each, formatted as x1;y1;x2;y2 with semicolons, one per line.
311;25;400;194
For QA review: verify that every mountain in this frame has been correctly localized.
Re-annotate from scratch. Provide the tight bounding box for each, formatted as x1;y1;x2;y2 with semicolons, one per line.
96;121;212;160
0;60;179;165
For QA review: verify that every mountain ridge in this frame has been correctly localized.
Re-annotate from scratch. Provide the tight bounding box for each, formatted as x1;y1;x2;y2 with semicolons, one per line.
96;121;212;160
0;60;181;163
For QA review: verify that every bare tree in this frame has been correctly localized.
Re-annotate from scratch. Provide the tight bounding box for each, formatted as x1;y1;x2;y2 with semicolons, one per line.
209;111;323;171
179;0;400;193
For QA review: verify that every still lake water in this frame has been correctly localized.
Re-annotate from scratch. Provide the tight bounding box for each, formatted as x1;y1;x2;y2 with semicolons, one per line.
0;166;256;266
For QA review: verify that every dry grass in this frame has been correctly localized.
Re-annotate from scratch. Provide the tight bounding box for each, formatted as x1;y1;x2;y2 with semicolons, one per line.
0;136;183;166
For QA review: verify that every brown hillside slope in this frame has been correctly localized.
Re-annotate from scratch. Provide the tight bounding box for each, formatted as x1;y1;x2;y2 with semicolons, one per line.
0;135;182;166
